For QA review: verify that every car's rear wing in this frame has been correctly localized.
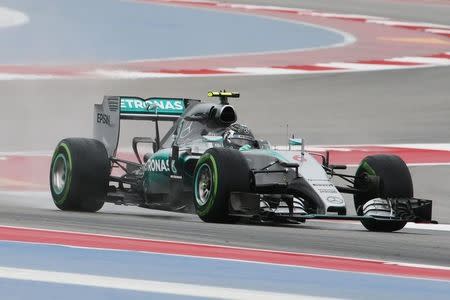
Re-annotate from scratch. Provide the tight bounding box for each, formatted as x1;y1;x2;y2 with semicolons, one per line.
119;96;193;121
94;95;200;157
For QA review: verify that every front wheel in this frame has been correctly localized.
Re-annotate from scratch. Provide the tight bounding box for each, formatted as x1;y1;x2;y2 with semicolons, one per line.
50;138;110;212
193;148;250;223
354;155;412;232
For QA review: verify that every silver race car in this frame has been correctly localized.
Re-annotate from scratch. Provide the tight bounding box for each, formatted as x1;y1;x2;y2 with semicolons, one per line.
50;91;435;232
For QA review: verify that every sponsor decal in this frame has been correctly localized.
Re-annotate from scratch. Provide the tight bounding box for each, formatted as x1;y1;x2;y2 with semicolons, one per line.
120;98;184;115
148;158;170;173
239;144;252;152
313;183;334;187
313;182;338;194
318;188;338;194
97;113;111;125
327;196;344;204
170;160;177;174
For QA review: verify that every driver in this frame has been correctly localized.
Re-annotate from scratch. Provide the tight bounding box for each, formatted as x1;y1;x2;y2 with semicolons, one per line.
223;123;257;150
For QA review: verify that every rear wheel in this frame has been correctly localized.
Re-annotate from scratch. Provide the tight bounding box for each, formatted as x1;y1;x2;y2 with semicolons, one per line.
193;148;250;223
50;138;110;212
354;155;412;232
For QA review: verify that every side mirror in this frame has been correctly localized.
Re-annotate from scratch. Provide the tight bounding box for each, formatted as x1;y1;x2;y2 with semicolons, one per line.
132;137;155;164
289;138;303;146
288;137;305;154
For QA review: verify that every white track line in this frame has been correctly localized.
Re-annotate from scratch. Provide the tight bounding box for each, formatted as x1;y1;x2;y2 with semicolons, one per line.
405;223;450;232
366;20;450;29
384;262;450;271
309;12;386;20
88;69;187;79
0;151;52;156
0;266;338;300
0;191;49;197
218;3;311;13
384;143;450;151
316;62;403;70
217;67;306;75
311;219;450;232
388;57;450;65
425;28;450;35
0;74;60;80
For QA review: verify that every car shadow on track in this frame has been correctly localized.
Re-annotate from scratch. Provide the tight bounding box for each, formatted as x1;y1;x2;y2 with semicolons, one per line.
47;208;431;236
238;218;429;235
47;209;189;222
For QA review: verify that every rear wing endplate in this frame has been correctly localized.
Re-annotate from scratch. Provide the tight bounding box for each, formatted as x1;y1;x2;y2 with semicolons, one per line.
93;96;199;157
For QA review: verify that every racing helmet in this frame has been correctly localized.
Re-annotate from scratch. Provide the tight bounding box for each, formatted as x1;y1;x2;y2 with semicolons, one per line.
223;123;257;150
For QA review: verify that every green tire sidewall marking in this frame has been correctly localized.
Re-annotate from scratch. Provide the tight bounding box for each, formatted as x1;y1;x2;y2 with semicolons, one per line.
194;154;218;216
52;143;73;205
357;161;376;176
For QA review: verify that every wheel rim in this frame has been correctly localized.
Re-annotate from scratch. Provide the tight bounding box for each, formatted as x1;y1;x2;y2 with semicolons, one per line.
196;164;212;206
52;154;67;195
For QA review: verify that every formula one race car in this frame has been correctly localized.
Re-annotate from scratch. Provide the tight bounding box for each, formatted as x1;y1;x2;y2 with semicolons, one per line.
50;91;435;232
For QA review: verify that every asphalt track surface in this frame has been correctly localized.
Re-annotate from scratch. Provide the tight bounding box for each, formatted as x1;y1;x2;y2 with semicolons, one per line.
222;0;450;25
1;0;450;267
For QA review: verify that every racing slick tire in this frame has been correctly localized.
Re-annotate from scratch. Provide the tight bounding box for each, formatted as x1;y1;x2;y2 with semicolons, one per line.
354;155;412;232
193;148;250;223
50;138;110;212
